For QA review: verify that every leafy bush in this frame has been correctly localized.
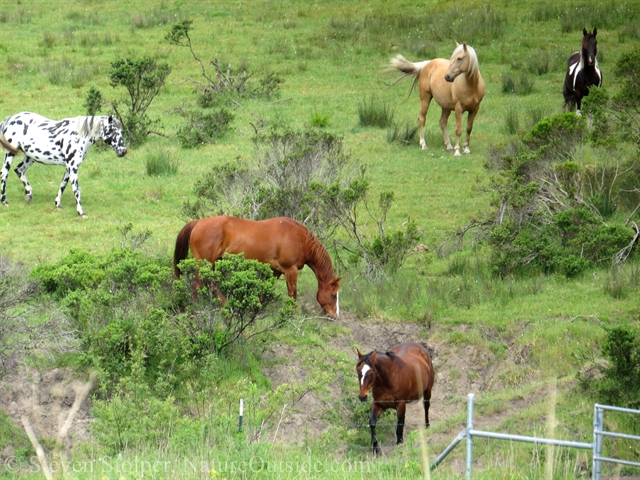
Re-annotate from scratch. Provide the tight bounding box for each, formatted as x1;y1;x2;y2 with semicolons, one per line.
166;20;282;108
83;86;103;116
182;127;354;240
108;56;171;146
456;113;638;277
583;326;640;409
175;107;234;148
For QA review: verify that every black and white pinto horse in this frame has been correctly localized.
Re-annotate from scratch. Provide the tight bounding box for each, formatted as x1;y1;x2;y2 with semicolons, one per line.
0;112;127;217
563;28;602;116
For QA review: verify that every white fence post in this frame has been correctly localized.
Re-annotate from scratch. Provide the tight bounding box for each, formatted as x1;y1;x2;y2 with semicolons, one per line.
466;393;475;480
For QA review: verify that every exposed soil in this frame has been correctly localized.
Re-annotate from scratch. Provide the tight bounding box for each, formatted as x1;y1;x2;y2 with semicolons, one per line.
0;368;94;459
1;311;635;479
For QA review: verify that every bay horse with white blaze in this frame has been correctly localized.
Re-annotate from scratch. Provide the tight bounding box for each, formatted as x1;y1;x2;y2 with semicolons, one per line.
390;43;485;156
563;28;602;116
0;112;127;217
173;216;342;318
356;342;434;454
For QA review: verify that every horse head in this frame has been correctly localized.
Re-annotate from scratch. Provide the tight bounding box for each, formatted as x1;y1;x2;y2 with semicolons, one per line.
102;115;128;157
582;28;598;67
444;43;470;83
317;276;342;319
356;350;377;402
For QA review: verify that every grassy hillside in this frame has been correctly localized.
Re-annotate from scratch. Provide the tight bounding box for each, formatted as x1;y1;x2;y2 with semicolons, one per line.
1;0;639;479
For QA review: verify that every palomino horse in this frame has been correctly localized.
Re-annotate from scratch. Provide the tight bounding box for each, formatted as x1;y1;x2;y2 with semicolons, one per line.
563;28;602;116
390;43;485;157
0;112;127;217
356;342;434;454
173;216;342;318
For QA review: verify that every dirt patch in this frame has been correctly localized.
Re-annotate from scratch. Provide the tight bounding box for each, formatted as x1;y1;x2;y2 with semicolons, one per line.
0;368;93;461
260;311;537;451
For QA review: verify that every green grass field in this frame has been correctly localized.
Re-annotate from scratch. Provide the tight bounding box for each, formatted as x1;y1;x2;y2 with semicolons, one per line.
1;1;640;479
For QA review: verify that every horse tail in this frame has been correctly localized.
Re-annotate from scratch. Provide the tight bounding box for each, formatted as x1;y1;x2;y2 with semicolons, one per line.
173;220;199;278
0;117;20;155
0;133;18;155
389;54;429;98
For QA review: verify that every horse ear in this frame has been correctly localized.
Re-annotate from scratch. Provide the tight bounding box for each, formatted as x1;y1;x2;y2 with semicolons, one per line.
463;43;468;52
357;348;363;358
370;351;377;363
333;276;343;285
583;28;588;36
593;28;597;37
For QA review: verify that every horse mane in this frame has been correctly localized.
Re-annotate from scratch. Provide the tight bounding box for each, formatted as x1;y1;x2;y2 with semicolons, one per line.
77;116;105;139
304;228;335;280
452;43;480;80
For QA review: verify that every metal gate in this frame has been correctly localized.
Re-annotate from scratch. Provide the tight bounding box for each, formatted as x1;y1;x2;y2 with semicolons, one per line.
431;393;640;479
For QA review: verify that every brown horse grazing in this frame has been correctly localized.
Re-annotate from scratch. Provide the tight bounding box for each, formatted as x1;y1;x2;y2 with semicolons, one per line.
390;43;485;157
173;216;342;318
356;342;434;454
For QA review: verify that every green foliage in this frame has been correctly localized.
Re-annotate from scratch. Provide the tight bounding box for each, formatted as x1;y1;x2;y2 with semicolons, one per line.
108;56;171;146
310;110;330;128
175;107;234;148
166;20;283;108
501;73;534;95
175;255;294;355
504;106;520;135
479;114;637;277
587;326;640;409
611;50;640;149
183;127;353;240
144;149;179;176
386;121;418;146
83;86;103;116
358;96;394;128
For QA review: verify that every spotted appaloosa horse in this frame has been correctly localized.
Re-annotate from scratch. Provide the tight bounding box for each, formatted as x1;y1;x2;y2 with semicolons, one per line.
563;28;602;116
356;342;434;454
0;112;127;217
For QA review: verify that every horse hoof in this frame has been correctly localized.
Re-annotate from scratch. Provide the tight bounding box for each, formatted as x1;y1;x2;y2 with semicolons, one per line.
56;206;62;211
25;195;32;203
463;147;471;155
454;150;461;158
80;214;88;219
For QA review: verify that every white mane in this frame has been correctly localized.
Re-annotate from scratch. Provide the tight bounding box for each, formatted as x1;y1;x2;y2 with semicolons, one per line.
451;43;480;79
76;116;106;139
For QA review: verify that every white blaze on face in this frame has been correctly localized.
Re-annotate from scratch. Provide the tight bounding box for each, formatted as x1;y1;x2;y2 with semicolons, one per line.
360;364;370;386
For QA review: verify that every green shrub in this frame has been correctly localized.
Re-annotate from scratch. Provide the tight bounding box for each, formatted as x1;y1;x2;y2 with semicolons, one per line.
176;108;234;148
358;96;394;128
585;326;640;409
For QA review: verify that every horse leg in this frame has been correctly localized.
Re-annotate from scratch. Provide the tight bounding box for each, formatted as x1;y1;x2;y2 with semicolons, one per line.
463;105;481;155
418;95;432;150
396;402;407;444
13;156;35;203
370;403;383;455
55;168;71;211
284;268;299;300
439;109;454;152
423;389;432;428
453;105;464;157
64;162;86;217
1;152;16;206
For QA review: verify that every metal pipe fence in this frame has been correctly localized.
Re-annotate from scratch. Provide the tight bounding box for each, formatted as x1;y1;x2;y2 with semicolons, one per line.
431;393;640;479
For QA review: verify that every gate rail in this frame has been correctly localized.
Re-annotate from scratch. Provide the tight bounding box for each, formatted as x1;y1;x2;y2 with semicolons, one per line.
431;394;640;479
